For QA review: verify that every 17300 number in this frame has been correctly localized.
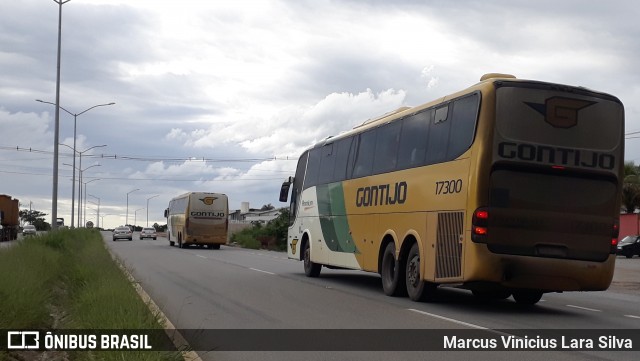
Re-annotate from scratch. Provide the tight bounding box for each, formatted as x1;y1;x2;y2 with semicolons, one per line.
435;179;463;195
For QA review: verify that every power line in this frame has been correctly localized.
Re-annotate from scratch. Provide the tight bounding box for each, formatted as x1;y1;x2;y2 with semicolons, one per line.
0;145;298;163
0;169;284;182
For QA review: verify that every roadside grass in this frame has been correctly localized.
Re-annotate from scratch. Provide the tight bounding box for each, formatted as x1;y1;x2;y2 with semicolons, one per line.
0;229;183;361
230;229;262;249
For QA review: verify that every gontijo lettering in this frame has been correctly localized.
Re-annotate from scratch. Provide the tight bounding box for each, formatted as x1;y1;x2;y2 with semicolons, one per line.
191;211;225;218
498;141;616;170
356;181;407;207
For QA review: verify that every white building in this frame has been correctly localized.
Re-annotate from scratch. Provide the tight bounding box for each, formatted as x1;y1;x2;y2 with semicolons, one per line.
228;202;281;224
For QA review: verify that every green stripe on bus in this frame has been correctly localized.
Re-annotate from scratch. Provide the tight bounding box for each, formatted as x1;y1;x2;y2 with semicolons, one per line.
317;183;358;254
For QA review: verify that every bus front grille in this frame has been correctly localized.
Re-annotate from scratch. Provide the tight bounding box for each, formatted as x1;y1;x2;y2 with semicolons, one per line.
435;212;463;279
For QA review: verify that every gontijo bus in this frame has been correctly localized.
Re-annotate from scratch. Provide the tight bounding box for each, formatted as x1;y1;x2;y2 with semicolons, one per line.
164;192;229;249
279;73;624;305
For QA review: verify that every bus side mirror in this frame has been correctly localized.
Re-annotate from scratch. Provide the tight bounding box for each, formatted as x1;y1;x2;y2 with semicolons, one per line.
279;177;293;202
163;208;168;218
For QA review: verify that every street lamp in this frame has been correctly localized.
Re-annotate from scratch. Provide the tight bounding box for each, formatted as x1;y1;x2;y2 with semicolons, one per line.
45;0;71;230
59;143;106;227
146;194;160;227
62;163;100;228
38;100;114;227
65;162;101;227
126;189;140;229
82;178;100;226
76;146;105;226
100;214;110;229
88;194;100;228
134;208;145;232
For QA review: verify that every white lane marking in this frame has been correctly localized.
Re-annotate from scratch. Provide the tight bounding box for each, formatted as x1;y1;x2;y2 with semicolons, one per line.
566;304;601;312
250;267;276;275
624;314;640;319
408;308;487;329
196;254;207;259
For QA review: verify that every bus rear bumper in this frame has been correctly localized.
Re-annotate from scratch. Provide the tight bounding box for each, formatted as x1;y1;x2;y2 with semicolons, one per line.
463;253;616;292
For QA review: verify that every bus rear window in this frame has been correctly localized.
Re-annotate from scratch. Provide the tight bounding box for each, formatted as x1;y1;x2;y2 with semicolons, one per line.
495;85;623;151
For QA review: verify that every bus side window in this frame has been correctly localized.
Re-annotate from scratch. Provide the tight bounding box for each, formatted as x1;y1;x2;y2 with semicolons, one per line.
318;143;335;184
303;147;322;189
352;129;377;179
333;137;353;182
425;105;451;165
397;109;431;170
447;93;480;159
290;151;308;223
372;121;401;174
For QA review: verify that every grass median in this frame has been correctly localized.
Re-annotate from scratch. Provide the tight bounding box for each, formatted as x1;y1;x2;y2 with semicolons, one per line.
0;228;184;361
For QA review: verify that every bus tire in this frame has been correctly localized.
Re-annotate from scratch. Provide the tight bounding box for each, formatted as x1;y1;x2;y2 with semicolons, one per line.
303;240;321;277
406;243;437;302
381;243;406;296
512;290;543;305
209;244;221;249
169;241;175;246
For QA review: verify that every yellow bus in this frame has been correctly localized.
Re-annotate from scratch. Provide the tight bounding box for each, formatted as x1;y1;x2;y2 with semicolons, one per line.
279;73;624;305
164;192;229;249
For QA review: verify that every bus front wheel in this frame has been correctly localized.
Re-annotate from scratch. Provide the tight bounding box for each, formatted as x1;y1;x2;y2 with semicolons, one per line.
303;240;321;277
406;243;437;302
381;243;406;296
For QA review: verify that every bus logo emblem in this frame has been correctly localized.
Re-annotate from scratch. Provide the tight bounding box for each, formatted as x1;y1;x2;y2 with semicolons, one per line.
199;197;218;205
525;97;595;128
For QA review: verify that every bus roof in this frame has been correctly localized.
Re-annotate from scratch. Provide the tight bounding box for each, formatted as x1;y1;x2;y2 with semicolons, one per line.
306;73;621;151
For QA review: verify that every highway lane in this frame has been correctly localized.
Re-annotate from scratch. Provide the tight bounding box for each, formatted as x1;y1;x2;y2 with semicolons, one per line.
101;231;640;361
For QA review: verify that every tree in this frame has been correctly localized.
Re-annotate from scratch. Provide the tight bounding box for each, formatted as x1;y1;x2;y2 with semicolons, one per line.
153;222;167;232
19;209;51;230
260;203;275;211
622;161;640;213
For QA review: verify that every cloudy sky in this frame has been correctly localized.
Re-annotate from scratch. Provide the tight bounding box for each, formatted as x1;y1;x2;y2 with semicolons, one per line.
1;0;639;229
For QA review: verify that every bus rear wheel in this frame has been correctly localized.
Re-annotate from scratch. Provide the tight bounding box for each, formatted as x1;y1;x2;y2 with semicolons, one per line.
406;243;437;301
303;240;321;277
512;290;543;305
381;243;406;296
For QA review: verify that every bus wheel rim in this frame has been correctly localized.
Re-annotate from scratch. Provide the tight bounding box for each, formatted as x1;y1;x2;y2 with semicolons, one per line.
408;256;419;286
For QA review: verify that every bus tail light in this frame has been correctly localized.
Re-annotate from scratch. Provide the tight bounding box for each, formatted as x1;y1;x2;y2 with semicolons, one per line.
472;207;489;243
610;220;619;253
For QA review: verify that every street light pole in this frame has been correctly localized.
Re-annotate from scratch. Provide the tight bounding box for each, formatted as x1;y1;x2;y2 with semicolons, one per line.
100;214;110;229
88;194;100;228
38;100;114;228
126;189;140;229
134;208;145;232
146;194;159;227
82;178;100;227
75;145;105;227
50;0;70;230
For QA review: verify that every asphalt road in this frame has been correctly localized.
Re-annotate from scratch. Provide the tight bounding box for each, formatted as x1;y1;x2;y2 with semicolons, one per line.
101;231;640;361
